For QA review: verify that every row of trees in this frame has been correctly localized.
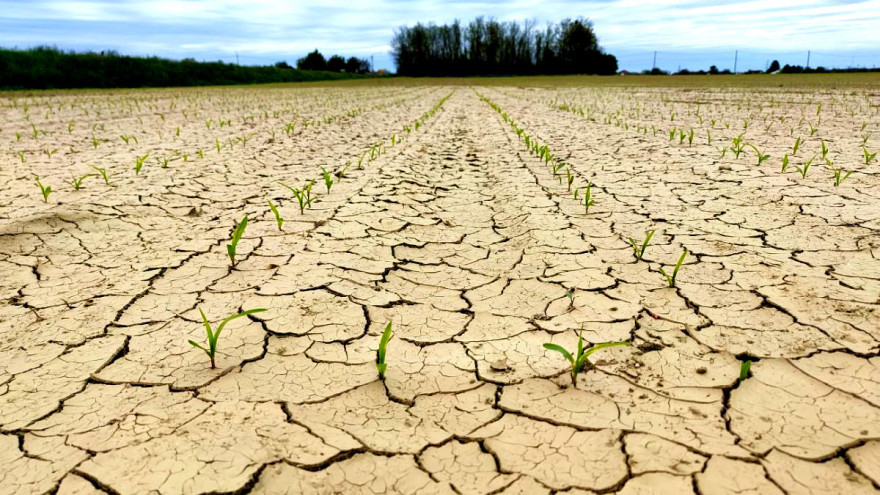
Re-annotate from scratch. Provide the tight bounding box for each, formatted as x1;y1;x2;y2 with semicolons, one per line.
286;50;371;73
0;47;365;89
644;61;878;76
391;17;618;76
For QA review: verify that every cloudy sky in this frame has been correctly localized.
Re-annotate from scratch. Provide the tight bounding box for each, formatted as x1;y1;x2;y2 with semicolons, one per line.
1;0;878;72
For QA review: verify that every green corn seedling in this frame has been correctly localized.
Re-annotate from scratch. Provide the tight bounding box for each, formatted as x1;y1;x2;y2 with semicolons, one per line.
336;161;351;180
226;214;248;265
565;167;574;191
16;151;26;163
215;138;221;153
687;128;694;145
543;333;630;387
69;173;93;190
739;360;752;381
376;321;393;380
628;230;655;261
795;155;816;179
830;165;853;187
820;140;828;159
863;147;876;165
781;154;790;172
89;165;111;185
321;167;334;193
189;307;266;369
35;177;52;203
134;153;150;174
792;136;802;155
581;182;595;214
731;134;746;159
267;200;284;230
659;249;687;287
748;144;769;165
278;179;317;214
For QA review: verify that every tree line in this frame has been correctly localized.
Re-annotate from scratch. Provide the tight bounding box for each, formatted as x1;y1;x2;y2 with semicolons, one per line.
391;17;618;76
0;47;366;90
286;50;371;73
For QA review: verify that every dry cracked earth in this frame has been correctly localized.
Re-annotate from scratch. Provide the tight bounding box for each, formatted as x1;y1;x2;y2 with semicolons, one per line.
1;82;879;494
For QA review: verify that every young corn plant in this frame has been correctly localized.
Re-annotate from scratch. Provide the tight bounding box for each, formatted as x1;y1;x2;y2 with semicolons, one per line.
189;307;266;369
792;136;802;155
335;161;351;180
376;321;393;380
278;179;317;214
794;155;816;179
89;165;111;185
628;230;655;261
731;134;746;159
134;153;150;175
580;182;595;214
820;140;829;160
267;200;284;230
226;215;248;266
321;167;334;194
863;147;877;165
35;177;52;203
69;173;93;190
830;164;853;187
659;249;687;288
781;154;790;173
739;360;752;382
748;144;769;166
543;333;630;387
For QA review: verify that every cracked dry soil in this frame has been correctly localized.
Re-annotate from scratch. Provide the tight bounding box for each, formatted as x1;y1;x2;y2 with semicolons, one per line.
1;83;879;495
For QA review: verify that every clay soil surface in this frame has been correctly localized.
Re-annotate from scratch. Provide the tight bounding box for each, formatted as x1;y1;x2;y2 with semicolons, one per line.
1;79;879;494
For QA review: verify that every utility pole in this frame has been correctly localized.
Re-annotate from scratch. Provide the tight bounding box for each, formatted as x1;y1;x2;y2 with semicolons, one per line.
806;50;811;69
652;51;657;70
235;52;239;65
733;50;738;74
371;55;374;72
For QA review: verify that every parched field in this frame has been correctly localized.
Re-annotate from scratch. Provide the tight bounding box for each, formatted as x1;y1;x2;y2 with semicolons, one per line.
1;77;879;494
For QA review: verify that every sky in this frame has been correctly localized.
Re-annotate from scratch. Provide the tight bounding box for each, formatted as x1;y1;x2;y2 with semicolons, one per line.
1;0;879;73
